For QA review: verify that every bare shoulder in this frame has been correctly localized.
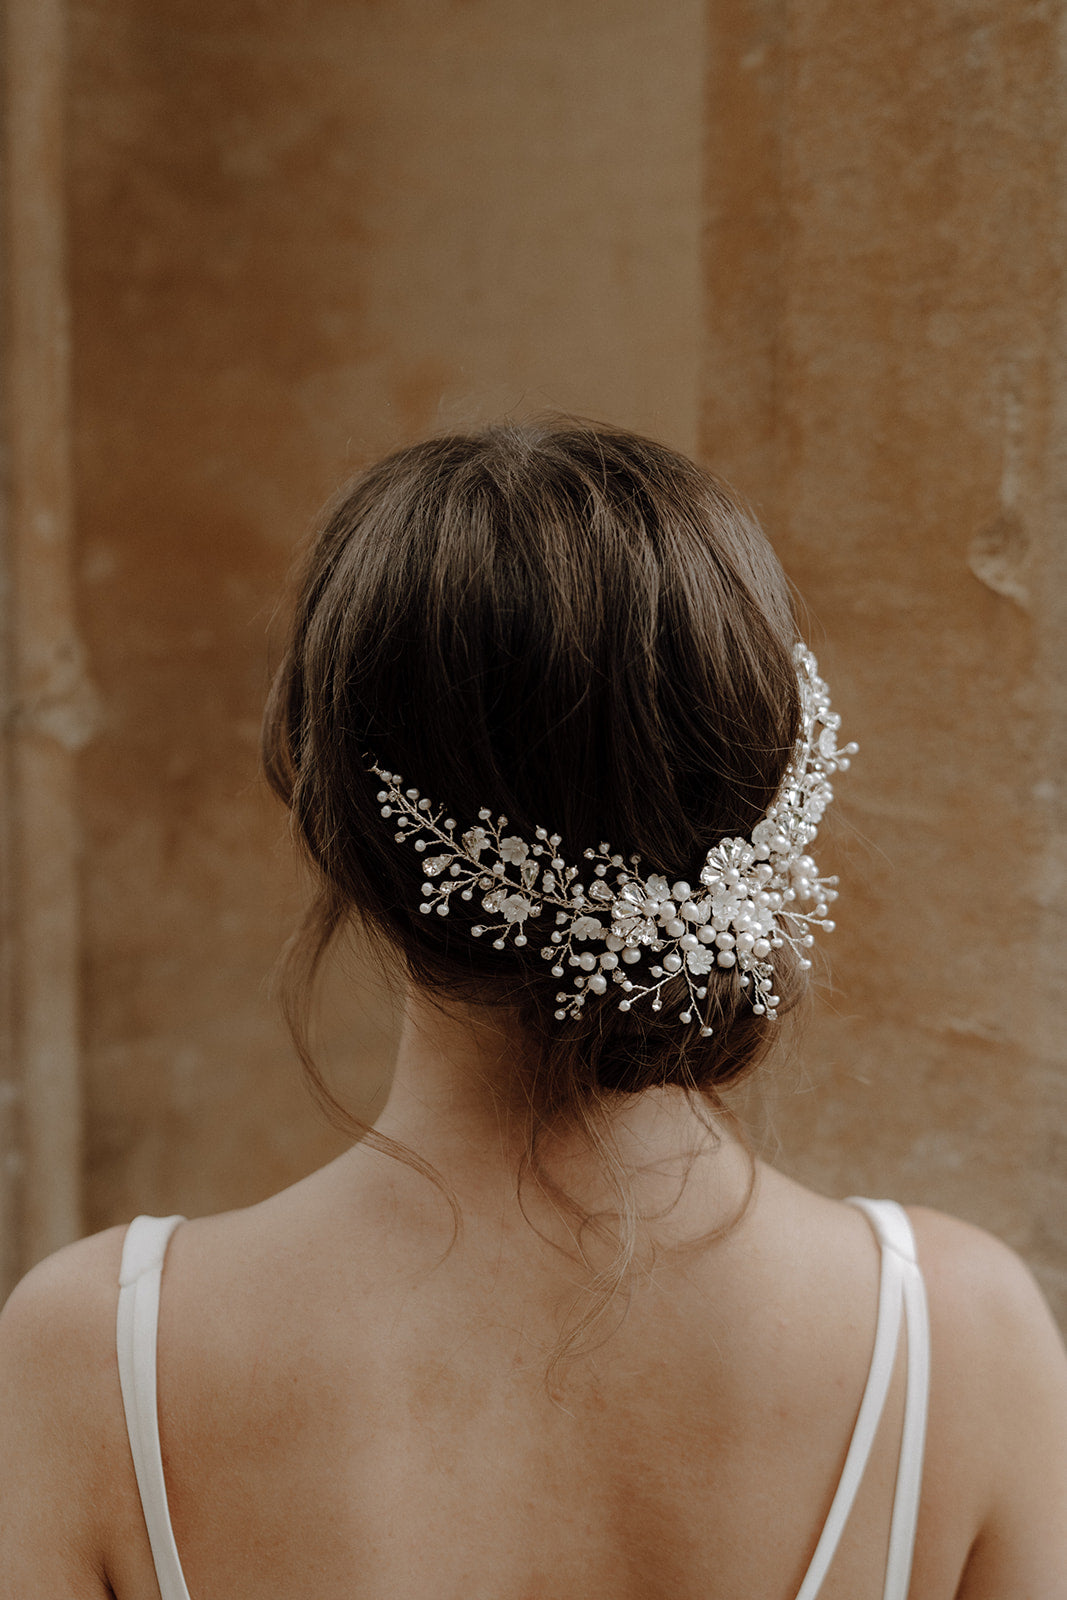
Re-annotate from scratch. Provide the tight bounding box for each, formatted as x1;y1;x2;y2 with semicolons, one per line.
0;1226;128;1425
905;1206;1067;1599
0;1227;130;1596
1;1223;126;1344
906;1204;1067;1368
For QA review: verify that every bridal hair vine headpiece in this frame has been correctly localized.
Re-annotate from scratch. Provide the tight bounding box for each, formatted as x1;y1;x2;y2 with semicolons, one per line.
370;644;856;1035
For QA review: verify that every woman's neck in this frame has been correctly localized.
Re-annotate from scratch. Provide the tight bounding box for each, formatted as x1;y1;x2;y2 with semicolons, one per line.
368;987;754;1243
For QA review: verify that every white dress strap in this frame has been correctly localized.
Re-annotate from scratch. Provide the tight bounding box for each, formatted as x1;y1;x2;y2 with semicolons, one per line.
116;1215;192;1600
792;1203;907;1600
848;1199;931;1600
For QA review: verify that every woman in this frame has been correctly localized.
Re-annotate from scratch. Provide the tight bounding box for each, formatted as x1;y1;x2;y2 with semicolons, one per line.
2;419;1065;1598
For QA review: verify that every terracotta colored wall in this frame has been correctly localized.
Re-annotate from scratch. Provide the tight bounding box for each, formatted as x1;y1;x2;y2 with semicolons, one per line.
2;2;1063;1326
704;1;1067;1322
67;0;707;1231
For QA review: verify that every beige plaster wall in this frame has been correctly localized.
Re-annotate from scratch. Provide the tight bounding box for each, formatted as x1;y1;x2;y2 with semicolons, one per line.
2;2;1061;1325
67;0;707;1233
705;0;1067;1314
2;0;86;1285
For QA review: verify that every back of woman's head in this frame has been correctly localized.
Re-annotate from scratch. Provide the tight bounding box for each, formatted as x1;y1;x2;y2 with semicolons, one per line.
263;417;805;1118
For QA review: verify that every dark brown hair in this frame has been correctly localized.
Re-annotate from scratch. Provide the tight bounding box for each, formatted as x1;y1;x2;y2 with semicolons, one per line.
263;417;805;1130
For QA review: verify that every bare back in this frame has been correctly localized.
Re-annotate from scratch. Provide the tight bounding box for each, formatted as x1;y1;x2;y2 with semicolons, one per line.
28;1148;1058;1600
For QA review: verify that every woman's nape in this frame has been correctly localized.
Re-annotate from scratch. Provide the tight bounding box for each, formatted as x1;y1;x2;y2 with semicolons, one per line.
376;983;757;1251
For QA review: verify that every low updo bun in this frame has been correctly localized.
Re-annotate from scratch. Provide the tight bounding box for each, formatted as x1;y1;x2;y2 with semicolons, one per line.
263;417;803;1121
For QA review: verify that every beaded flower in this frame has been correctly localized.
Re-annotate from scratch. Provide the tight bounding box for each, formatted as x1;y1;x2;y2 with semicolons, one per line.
370;644;856;1034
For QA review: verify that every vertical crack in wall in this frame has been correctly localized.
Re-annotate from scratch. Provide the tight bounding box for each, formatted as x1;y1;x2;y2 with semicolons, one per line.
1030;0;1067;1307
1;0;86;1290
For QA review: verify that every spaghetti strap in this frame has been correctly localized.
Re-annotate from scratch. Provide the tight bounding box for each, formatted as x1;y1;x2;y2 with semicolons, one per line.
116;1214;191;1600
867;1204;931;1600
847;1199;930;1600
791;1202;906;1599
791;1199;929;1600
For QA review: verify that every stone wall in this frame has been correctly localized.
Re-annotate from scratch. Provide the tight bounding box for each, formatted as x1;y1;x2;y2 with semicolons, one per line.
2;0;1063;1323
705;0;1067;1308
65;0;707;1238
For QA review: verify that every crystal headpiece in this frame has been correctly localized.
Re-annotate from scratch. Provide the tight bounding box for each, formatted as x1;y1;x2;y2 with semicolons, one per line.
371;644;856;1034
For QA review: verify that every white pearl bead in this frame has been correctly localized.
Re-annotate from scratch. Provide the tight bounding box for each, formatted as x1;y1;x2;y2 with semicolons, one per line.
665;918;686;938
716;950;737;968
672;881;691;900
578;952;597;971
714;932;735;949
679;934;699;952
662;952;682;972
587;974;608;995
621;947;641;964
600;952;618;969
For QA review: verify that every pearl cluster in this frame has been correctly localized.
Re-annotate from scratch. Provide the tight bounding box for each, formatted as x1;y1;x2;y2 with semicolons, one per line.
370;644;856;1034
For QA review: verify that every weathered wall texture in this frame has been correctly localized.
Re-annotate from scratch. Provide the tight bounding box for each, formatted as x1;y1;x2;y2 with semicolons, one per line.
1;2;1063;1323
705;0;1067;1313
66;0;707;1237
2;0;86;1286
